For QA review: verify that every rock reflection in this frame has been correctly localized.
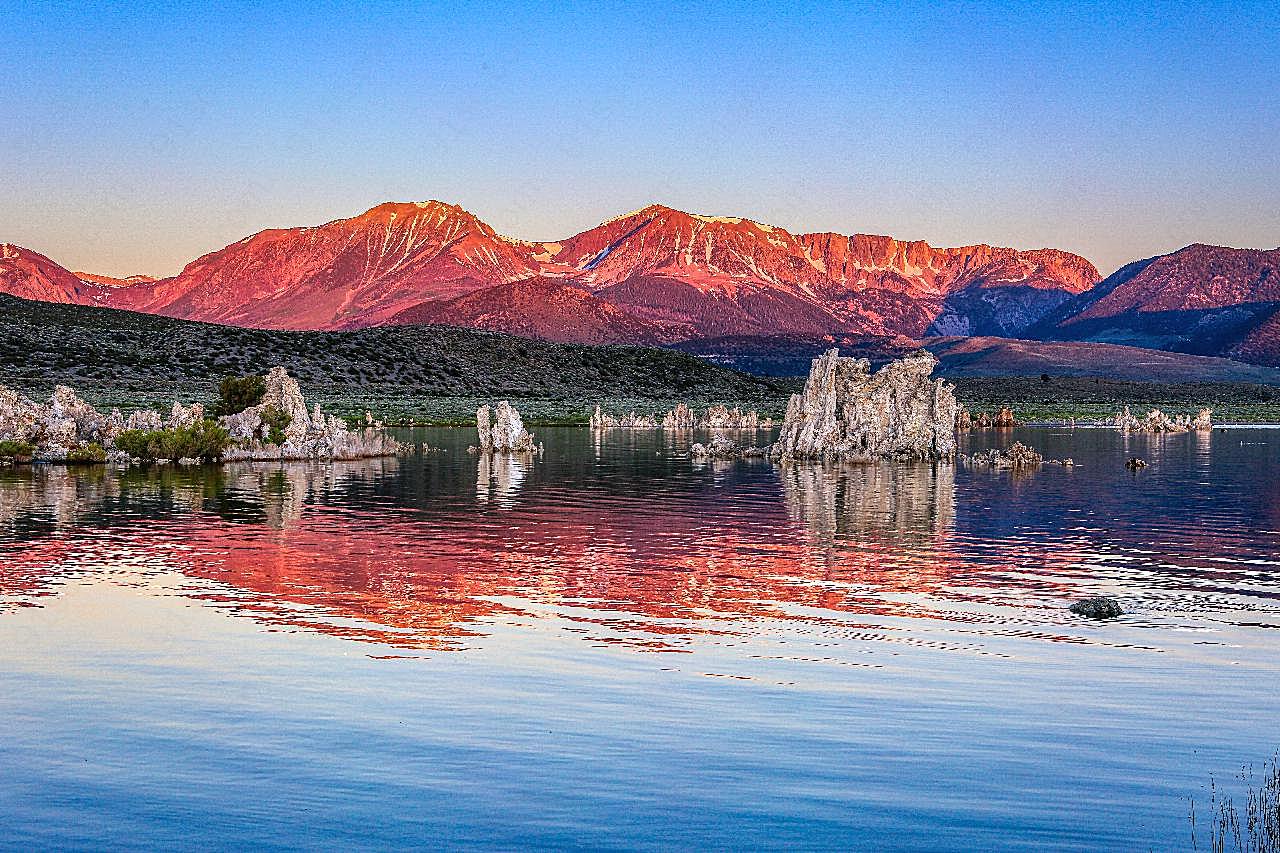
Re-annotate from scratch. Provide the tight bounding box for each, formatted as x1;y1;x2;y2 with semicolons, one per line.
475;452;529;507
2;428;1278;654
781;461;954;549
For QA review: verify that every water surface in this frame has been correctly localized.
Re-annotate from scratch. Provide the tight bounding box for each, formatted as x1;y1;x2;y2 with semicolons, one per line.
2;426;1278;850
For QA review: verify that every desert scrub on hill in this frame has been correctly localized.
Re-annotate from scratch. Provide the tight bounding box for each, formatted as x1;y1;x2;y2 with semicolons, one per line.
115;420;230;462
0;293;786;407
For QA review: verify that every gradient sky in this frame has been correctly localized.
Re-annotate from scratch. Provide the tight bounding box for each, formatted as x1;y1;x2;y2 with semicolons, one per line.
2;1;1277;278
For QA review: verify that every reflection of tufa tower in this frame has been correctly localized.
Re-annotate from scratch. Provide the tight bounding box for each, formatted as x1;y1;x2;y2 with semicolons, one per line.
780;461;955;549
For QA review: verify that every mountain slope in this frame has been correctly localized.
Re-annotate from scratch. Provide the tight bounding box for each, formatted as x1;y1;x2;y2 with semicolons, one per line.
1042;244;1280;365
2;201;1099;342
0;243;107;304
111;200;543;330
386;277;686;345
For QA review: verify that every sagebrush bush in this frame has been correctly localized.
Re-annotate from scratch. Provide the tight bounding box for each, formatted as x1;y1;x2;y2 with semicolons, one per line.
212;374;266;416
115;420;230;462
65;443;107;463
260;405;292;445
0;439;35;460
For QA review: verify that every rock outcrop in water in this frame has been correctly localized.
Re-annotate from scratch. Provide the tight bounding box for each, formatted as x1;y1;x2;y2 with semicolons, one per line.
958;406;1017;430
689;436;768;460
474;401;540;453
1069;596;1124;619
589;405;658;430
962;442;1044;468
0;368;399;464
220;367;400;461
770;349;958;462
1110;406;1213;432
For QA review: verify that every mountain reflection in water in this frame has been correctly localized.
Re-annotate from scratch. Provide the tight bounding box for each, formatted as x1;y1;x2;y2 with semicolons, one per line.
3;427;1278;657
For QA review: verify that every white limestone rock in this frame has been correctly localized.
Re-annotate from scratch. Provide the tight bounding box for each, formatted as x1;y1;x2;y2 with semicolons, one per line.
771;349;958;462
475;401;539;453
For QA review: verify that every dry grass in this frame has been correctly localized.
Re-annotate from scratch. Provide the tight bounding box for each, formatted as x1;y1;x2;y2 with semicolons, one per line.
1191;752;1280;853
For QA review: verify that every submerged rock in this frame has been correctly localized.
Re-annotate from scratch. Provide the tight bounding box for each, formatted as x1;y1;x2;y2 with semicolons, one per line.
770;349;958;462
475;402;539;453
1069;596;1125;619
1111;405;1213;432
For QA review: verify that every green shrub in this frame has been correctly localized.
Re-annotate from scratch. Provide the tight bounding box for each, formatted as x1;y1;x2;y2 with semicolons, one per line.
212;374;266;416
260;405;292;445
115;420;230;462
65;442;107;464
0;439;35;461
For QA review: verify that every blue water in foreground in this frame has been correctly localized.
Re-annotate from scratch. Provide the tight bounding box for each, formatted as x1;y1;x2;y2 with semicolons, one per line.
1;426;1278;851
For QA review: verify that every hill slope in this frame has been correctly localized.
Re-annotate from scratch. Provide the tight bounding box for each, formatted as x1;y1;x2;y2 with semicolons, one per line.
1041;244;1280;365
0;293;786;415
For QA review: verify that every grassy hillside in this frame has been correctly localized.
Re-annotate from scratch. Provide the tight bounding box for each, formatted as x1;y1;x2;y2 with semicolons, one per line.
0;294;789;424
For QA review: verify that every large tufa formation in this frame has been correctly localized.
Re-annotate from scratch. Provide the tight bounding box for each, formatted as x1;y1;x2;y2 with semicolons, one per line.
1110;406;1213;432
220;367;400;461
770;349;958;462
474;401;540;453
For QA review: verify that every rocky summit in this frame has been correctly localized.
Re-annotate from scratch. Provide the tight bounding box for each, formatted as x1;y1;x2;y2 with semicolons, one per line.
771;349;959;462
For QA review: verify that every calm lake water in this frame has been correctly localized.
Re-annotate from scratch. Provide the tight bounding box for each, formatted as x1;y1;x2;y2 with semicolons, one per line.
2;426;1278;851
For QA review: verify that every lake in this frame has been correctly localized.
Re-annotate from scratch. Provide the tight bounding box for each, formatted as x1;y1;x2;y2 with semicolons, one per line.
2;426;1278;851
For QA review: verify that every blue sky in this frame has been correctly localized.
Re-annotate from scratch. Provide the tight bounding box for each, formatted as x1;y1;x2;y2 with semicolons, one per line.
2;1;1277;276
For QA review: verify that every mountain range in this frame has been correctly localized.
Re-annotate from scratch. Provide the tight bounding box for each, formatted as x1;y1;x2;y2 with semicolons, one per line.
2;201;1277;372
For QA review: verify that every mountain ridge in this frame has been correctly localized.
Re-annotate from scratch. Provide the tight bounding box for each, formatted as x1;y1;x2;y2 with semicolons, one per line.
1;201;1099;342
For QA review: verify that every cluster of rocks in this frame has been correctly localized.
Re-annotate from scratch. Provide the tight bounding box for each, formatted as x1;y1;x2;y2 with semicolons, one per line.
960;442;1076;469
220;367;401;462
0;367;400;465
1;384;154;463
956;406;1016;430
471;402;542;454
689;436;768;460
1069;596;1125;619
590;403;773;431
1110;406;1213;432
770;349;959;463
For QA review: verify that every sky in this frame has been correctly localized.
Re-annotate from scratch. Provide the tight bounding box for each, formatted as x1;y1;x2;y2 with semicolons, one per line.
2;1;1277;278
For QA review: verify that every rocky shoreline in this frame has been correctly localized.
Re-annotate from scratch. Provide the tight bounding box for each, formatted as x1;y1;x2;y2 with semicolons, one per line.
0;367;400;466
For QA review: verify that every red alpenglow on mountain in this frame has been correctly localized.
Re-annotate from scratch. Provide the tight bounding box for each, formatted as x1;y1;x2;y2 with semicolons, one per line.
1041;244;1280;365
0;244;107;305
0;201;1100;346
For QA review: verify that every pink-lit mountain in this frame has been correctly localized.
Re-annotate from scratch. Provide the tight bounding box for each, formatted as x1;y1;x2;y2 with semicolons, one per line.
1;201;1099;343
4;202;1277;367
